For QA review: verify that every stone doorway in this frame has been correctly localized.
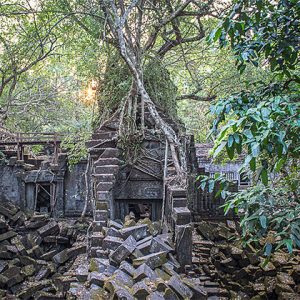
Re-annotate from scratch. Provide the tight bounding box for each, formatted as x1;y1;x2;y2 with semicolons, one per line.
35;183;52;213
114;199;162;221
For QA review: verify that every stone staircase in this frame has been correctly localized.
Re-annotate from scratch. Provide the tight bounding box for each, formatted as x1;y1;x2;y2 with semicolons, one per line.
85;125;121;257
192;233;229;299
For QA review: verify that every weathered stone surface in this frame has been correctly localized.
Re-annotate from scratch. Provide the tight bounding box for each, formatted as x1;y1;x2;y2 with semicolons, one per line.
183;278;208;299
114;286;135;300
175;224;192;267
133;263;158;282
133;251;167;269
172;207;191;225
276;272;295;286
0;231;17;242
132;280;151;298
119;261;135;277
16;280;52;300
37;221;59;237
113;269;134;287
106;227;122;238
146;291;165;300
52;249;69;265
168;275;193;299
150;237;174;254
102;236;124;251
110;235;137;264
76;263;89;282
89;272;108;287
120;224;149;241
108;220;123;230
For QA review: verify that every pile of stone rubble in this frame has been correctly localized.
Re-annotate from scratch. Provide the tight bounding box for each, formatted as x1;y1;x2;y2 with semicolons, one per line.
68;216;208;300
193;221;300;300
0;200;87;299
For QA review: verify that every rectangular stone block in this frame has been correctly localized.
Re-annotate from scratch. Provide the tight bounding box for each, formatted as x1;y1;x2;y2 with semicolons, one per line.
102;236;123;251
172;207;191;225
109;236;137;264
175;224;192;268
120;224;149;241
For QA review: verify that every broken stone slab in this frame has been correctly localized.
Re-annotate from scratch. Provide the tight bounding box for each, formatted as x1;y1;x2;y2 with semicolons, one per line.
168;253;181;272
68;282;91;299
168;275;194;299
113;269;134;287
119;261;135;277
37;221;59;238
175;224;192;268
43;236;69;244
0;266;24;288
89;258;110;273
0;261;8;273
76;264;89;282
0;231;17;242
106;227;123;238
41;249;59;261
162;263;177;277
182;278;208;299
35;266;51;281
102;236;124;251
164;287;180;300
52;249;69;265
91;232;105;247
276;272;295;286
133;263;158;282
155;278;169;292
113;286;135;300
108;220;123;230
150;236;174;254
89;271;108;287
110;235;137;264
53;276;78;293
133;251;168;269
147;291;165;300
16;280;52;300
67;244;86;260
132;279;151;298
172;207;191;225
155;268;171;281
0;203;18;219
136;238;153;255
120;224;149;241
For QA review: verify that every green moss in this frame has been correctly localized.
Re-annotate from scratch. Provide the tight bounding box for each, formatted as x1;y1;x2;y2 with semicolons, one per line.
89;258;99;272
98;53;177;118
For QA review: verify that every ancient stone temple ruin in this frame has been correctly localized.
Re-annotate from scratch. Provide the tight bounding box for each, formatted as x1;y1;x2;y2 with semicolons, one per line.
1;105;298;299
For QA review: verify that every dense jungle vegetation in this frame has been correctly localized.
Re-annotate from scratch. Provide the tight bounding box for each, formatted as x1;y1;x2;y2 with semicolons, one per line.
0;0;299;255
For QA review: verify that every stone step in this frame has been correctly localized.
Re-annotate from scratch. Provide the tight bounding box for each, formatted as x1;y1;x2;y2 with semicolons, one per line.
204;281;220;287
100;148;119;158
96;181;114;191
93;174;116;183
170;187;187;198
88;147;119;158
205;288;228;297
92;221;103;233
195;247;211;254
94;210;109;222
173;198;187;208
97;191;112;202
92;131;117;140
94;158;121;167
90;232;104;247
193;240;214;247
95;165;119;175
86;139;116;149
95;200;109;210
